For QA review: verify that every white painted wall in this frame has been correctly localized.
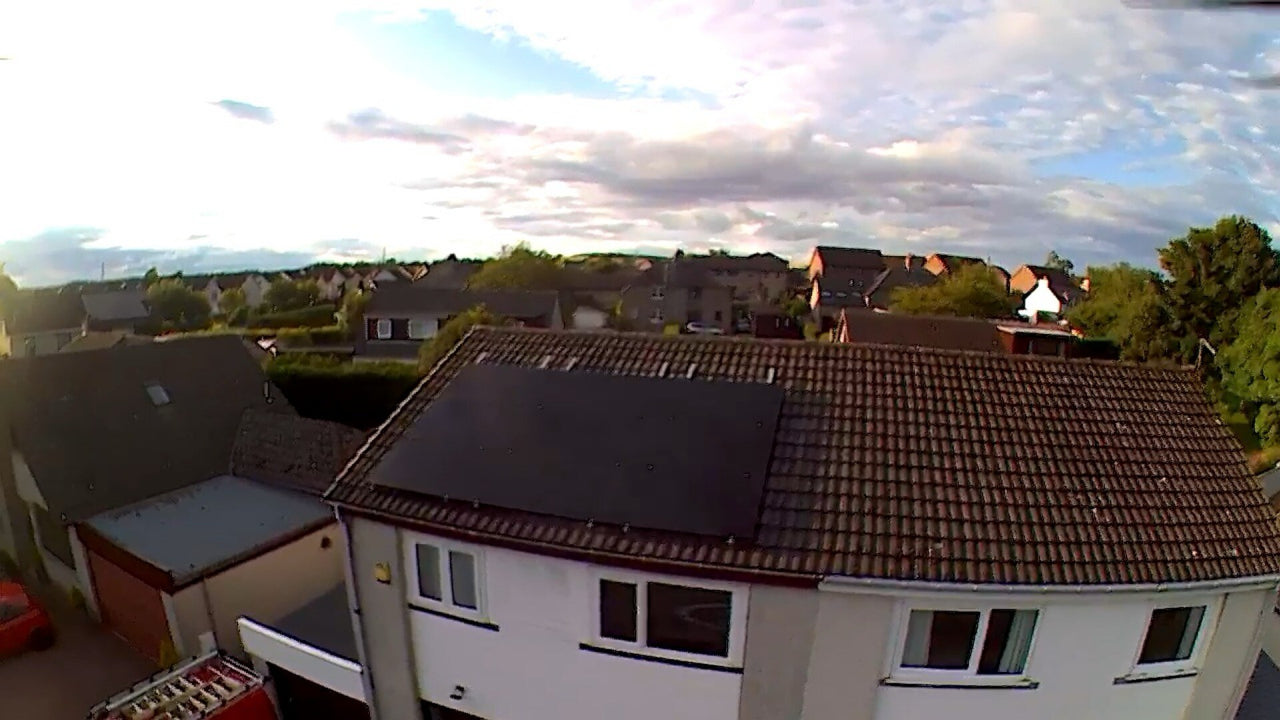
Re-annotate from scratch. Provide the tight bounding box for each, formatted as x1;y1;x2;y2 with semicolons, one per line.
1020;277;1063;318
864;586;1260;720
239;617;367;702
404;529;746;720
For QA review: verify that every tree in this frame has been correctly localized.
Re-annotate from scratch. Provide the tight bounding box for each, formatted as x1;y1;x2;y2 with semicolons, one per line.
1159;215;1280;362
1044;251;1074;275
142;267;160;288
0;263;17;324
890;263;1017;319
146;279;212;331
467;242;564;291
781;295;810;320
1218;288;1280;445
419;305;507;372
217;287;247;316
264;278;323;313
1065;263;1178;363
339;289;370;340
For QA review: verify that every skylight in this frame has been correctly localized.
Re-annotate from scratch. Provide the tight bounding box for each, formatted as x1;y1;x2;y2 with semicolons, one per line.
145;383;171;407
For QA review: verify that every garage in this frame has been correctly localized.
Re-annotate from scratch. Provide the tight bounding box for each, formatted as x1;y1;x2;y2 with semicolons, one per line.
86;549;170;663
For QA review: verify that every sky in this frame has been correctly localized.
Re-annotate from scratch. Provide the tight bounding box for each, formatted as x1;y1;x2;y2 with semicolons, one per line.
3;1;1280;286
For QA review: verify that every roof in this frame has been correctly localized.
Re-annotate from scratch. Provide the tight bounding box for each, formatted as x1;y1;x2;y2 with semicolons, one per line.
813;246;885;270
84;475;332;585
686;253;789;273
865;266;939;309
0;335;294;521
7;290;85;334
59;332;153;354
927;253;986;272
1018;265;1079;300
559;267;640;292
231;410;368;496
81;290;149;323
419;260;481;289
365;286;559;321
269;584;359;662
1258;466;1280;500
327;327;1280;586
840;311;1007;352
637;260;725;289
1236;649;1280;720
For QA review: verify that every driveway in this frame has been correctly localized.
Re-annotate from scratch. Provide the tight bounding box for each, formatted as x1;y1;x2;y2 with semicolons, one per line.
0;581;155;719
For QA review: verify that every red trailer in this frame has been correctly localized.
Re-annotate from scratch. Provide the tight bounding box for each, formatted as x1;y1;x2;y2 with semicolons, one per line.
87;651;277;720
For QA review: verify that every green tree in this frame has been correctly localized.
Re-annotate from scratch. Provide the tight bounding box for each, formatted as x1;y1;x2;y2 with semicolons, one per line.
1065;263;1178;362
142;267;160;288
780;295;810;320
146;278;212;331
1044;250;1075;275
217;286;247;316
1159;215;1280;362
264;278;322;313
338;289;370;340
419;305;507;372
467;242;564;291
0;263;18;324
1219;288;1280;444
890;263;1017;319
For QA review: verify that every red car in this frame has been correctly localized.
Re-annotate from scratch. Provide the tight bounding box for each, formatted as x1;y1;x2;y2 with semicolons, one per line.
0;581;54;656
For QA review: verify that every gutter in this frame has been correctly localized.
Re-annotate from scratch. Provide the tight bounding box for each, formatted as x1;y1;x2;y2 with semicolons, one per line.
337;506;379;720
819;573;1280;596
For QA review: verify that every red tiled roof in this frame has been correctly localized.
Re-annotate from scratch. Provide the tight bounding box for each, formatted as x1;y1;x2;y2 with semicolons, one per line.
326;327;1280;586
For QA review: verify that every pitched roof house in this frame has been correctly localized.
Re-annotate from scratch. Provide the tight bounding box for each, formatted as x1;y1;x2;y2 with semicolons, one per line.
863;256;938;310
620;260;734;332
2;289;89;357
1010;265;1085;319
233;327;1280;720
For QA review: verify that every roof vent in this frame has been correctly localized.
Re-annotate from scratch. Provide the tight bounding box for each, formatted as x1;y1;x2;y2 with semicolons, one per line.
145;383;170;407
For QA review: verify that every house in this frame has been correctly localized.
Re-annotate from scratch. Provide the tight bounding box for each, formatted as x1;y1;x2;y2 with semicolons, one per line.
619;260;733;333
683;253;790;305
924;253;1011;291
182;275;224;310
0;336;300;651
215;272;274;308
863;254;938;310
747;307;804;339
832;309;1121;359
805;246;885;283
1;289;88;357
419;258;483;290
805;247;888;327
1010;265;1084;319
236;326;1280;720
355;287;563;362
81;289;150;332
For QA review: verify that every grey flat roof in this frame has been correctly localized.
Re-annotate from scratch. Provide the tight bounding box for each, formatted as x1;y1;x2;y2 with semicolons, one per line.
86;475;332;585
271;585;358;663
1236;649;1280;720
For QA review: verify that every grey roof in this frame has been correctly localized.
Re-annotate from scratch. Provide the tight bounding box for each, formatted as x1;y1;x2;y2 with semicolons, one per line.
1236;649;1280;720
865;265;939;309
813;246;885;270
59;332;153;354
365;286;559;320
7;289;86;334
81;290;150;322
84;475;332;585
270;584;358;663
0;335;294;521
1258;466;1280;500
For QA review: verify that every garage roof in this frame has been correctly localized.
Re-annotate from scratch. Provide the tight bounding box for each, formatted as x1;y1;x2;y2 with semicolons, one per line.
84;475;333;586
270;585;358;663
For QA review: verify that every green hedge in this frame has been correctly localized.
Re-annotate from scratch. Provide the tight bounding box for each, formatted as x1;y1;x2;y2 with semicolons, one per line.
274;326;348;347
249;305;338;329
266;355;421;430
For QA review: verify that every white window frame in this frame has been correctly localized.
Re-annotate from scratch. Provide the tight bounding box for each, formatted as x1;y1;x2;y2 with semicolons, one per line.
885;602;1042;687
373;318;392;340
1124;598;1220;680
588;567;748;670
402;533;489;624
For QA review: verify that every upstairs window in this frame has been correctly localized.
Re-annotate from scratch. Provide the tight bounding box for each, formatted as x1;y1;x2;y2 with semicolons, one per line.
374;319;392;340
409;540;485;618
592;575;741;666
1138;606;1206;666
896;607;1039;681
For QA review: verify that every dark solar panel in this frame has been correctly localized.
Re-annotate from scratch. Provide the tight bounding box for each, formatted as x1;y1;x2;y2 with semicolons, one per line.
369;363;784;539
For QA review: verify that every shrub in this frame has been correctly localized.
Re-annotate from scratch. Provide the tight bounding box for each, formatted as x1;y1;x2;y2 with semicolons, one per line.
249;305;337;329
266;356;421;430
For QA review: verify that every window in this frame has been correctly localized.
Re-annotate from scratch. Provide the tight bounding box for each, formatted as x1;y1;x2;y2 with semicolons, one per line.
408;319;433;340
374;318;392;339
144;383;170;407
410;541;483;615
650;286;665;300
1138;606;1206;666
649;310;664;324
593;577;735;660
897;608;1038;679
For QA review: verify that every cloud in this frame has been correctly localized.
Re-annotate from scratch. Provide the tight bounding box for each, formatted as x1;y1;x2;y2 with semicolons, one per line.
211;99;274;124
327;108;470;151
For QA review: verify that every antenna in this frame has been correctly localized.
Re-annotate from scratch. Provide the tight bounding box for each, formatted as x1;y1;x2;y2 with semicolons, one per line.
1195;338;1217;368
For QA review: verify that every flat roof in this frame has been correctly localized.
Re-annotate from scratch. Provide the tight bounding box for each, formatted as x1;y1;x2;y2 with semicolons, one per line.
86;475;332;585
270;585;358;663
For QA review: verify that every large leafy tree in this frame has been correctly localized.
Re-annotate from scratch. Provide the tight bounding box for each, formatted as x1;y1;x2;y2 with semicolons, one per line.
1066;263;1178;363
419;305;508;372
890;263;1017;319
1159;215;1280;361
1044;250;1075;275
1219;288;1280;445
264;278;323;313
146;279;212;331
467;242;564;291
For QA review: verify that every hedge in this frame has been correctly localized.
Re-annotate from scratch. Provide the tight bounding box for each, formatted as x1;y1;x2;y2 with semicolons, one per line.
249;305;338;329
274;326;349;348
266;355;421;430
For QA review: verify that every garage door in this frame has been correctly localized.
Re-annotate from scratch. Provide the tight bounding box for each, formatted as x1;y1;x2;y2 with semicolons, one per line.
270;665;370;720
87;551;169;663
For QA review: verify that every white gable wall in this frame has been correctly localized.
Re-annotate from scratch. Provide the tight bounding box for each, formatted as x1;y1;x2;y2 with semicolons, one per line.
1020;278;1063;318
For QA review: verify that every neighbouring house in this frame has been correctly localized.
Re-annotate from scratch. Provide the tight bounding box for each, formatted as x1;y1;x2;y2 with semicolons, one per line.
805;247;888;329
747;307;804;339
863;254;938;310
924;253;1011;291
683;253;790;305
182;275;224;311
805;246;885;283
1;289;89;357
1010;265;1084;319
0;336;299;655
419;258;482;290
215;272;274;308
81;289;150;332
303;267;355;302
619;260;733;333
237;326;1280;720
832;309;1121;359
355;287;563;362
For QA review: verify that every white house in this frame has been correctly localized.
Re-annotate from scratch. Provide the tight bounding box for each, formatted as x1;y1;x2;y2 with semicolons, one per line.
1019;277;1065;319
235;327;1280;720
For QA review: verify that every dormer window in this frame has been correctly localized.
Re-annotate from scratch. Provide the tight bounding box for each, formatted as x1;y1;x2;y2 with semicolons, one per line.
144;383;170;406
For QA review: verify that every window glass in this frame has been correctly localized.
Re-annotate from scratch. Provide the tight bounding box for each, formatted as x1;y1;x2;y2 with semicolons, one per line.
415;544;442;601
449;551;478;610
646;582;731;657
599;580;638;642
1139;606;1206;665
375;319;392;339
901;610;979;670
977;609;1038;675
